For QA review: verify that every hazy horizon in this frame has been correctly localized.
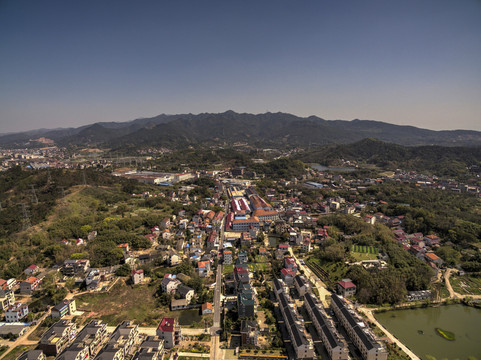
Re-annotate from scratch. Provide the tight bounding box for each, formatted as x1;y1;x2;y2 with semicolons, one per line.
1;0;481;133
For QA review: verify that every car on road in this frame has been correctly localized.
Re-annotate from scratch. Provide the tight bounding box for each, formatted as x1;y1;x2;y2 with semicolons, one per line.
299;260;305;265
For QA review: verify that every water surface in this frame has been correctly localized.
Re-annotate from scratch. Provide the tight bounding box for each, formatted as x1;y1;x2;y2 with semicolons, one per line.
375;304;481;360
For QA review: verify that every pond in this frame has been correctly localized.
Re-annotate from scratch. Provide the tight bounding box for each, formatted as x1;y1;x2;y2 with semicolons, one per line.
178;309;203;326
375;304;481;359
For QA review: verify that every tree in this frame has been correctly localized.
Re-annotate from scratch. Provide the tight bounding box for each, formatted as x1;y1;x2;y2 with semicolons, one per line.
115;264;131;277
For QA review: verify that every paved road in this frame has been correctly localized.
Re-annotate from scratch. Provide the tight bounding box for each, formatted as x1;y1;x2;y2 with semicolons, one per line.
176;352;210;358
287;248;331;307
210;201;227;360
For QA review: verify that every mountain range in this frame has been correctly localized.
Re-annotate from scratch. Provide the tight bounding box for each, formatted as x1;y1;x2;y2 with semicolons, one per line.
1;111;481;149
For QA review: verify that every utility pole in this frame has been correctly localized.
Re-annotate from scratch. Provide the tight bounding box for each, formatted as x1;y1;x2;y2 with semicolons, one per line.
30;185;38;204
19;203;31;230
82;171;87;185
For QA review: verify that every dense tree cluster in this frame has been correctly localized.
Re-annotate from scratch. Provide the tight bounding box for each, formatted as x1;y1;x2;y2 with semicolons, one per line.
313;214;432;305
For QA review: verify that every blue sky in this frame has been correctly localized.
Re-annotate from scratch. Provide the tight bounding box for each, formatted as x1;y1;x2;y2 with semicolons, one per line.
1;0;480;133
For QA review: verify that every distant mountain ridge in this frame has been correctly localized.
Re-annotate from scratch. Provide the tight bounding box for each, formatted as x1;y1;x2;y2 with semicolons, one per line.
1;111;481;148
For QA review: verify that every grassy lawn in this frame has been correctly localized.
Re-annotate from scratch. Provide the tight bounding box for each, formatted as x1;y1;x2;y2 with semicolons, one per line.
1;345;36;360
255;255;269;263
351;251;378;261
223;264;234;274
0;346;9;358
450;275;481;295
249;263;270;272
75;280;167;326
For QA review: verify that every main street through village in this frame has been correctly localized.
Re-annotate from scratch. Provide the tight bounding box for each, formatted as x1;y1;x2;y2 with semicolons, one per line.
210;201;227;360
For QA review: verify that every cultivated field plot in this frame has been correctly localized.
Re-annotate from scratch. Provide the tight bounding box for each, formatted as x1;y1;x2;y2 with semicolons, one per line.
450;275;481;295
351;245;379;254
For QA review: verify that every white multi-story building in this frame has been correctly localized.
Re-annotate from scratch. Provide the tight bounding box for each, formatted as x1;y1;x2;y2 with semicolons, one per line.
331;295;388;360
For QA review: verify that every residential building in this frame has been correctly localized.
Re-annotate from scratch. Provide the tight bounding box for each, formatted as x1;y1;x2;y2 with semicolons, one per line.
133;336;165;360
38;320;78;356
331;295;388;360
284;257;297;273
71;320;108;358
20;277;40;295
272;279;315;359
24;264;39;276
51;299;76;318
170;299;189;311
5;303;29;323
337;279;356;297
56;342;90;360
278;244;289;254
177;285;194;303
304;293;348;360
300;238;311;253
280;268;295;286
62;259;90;276
201;303;213;315
99;321;139;360
240;232;252;247
17;350;46;360
0;284;15;311
223;250;232;265
294;275;309;297
237;283;255;318
240;320;258;347
237;250;248;264
131;269;144;285
156;318;181;349
160;275;181;294
198;261;211;278
425;252;443;266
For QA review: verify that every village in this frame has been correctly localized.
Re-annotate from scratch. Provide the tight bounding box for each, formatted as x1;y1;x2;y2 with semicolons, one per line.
1;157;480;360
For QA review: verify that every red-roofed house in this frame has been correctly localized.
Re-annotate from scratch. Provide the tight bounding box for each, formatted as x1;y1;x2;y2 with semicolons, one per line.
198;261;211;278
284;257;297;273
425;252;443;266
24;264;39;276
156;317;182;348
278;244;289;254
280;268;295;286
20;277;40;295
424;234;440;246
201;302;213;315
131;269;144;284
117;243;130;254
337;279;357;297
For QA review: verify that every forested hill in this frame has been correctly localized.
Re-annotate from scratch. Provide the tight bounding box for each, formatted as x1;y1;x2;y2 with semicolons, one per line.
2;111;481;149
295;138;481;178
